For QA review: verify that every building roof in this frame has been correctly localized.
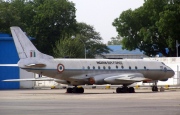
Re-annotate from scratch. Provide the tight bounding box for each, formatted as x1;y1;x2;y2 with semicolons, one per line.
107;45;144;55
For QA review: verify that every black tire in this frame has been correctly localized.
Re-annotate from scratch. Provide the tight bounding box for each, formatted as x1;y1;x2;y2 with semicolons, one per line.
152;86;158;92
122;87;129;93
129;87;135;93
72;87;78;93
67;88;73;93
116;87;123;93
79;87;84;93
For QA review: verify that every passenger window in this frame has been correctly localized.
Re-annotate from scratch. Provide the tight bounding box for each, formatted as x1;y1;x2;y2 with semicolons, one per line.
103;66;106;70
116;65;118;69
121;66;124;69
87;66;90;70
98;66;100;69
108;66;111;70
144;66;146;70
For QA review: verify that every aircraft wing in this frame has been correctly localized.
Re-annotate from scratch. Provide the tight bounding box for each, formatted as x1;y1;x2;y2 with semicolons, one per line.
70;73;149;85
104;73;149;84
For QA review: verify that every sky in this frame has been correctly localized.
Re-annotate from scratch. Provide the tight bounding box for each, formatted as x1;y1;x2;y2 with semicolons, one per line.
69;0;144;44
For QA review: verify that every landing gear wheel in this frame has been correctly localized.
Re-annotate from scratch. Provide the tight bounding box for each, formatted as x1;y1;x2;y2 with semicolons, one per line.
116;87;123;93
67;87;84;93
152;86;158;92
78;87;84;93
72;87;78;93
128;87;135;93
66;88;73;93
116;86;131;93
152;81;158;92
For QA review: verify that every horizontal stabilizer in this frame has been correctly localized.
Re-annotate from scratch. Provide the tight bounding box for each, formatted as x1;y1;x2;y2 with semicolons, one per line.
0;64;18;66
25;63;46;67
3;78;68;84
3;78;55;82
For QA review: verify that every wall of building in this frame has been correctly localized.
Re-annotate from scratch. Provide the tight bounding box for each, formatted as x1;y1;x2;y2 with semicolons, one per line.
0;34;20;89
0;33;34;89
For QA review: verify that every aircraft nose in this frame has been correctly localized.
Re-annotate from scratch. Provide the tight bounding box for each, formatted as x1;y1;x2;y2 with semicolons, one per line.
168;69;175;78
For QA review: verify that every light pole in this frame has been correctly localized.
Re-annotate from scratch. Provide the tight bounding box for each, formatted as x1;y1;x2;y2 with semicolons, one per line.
71;36;86;59
176;40;180;57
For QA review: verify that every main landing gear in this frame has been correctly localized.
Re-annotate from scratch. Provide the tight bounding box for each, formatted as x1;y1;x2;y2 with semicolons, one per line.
116;85;135;93
152;81;158;92
66;86;84;93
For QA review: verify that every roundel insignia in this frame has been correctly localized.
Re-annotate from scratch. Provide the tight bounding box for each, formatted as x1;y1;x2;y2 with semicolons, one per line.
57;64;64;73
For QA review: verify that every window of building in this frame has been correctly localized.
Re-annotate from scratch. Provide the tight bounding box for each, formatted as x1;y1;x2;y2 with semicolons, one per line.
93;66;95;70
129;66;131;70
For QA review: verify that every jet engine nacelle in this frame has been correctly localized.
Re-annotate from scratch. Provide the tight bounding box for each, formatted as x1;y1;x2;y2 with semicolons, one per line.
88;77;105;85
159;79;168;81
54;79;68;84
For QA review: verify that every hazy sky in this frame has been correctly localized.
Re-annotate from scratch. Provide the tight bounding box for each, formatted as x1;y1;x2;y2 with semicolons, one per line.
69;0;144;44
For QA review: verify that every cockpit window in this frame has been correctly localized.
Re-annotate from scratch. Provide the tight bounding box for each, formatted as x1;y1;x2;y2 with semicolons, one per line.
164;67;167;72
161;62;165;65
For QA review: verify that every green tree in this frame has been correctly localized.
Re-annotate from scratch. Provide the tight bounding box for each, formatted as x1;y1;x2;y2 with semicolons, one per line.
0;0;76;56
107;36;123;45
53;36;84;58
53;22;111;58
113;0;180;57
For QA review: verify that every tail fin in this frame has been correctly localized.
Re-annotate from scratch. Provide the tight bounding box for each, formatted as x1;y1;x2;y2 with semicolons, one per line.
10;27;53;59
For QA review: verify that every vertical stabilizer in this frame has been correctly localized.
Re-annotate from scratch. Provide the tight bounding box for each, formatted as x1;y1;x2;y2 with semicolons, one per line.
10;27;53;59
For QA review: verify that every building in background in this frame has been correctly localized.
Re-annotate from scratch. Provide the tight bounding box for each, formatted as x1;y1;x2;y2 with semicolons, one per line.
96;45;147;59
0;33;34;89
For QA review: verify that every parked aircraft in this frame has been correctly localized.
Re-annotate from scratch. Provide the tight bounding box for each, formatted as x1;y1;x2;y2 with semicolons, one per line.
4;27;175;93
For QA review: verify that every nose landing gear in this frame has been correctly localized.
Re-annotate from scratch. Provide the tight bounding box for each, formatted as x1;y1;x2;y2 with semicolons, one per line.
152;81;158;92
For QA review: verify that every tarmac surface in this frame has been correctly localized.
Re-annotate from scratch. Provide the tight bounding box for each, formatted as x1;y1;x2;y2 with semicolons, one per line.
0;88;180;115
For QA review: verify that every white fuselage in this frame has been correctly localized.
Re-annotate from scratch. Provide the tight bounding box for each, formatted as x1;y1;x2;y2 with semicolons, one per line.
18;58;174;85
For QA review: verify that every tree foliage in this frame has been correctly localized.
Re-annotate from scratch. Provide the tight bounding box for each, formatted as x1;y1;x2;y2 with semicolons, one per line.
0;0;77;56
53;22;111;58
53;36;84;58
113;0;180;57
107;36;123;45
